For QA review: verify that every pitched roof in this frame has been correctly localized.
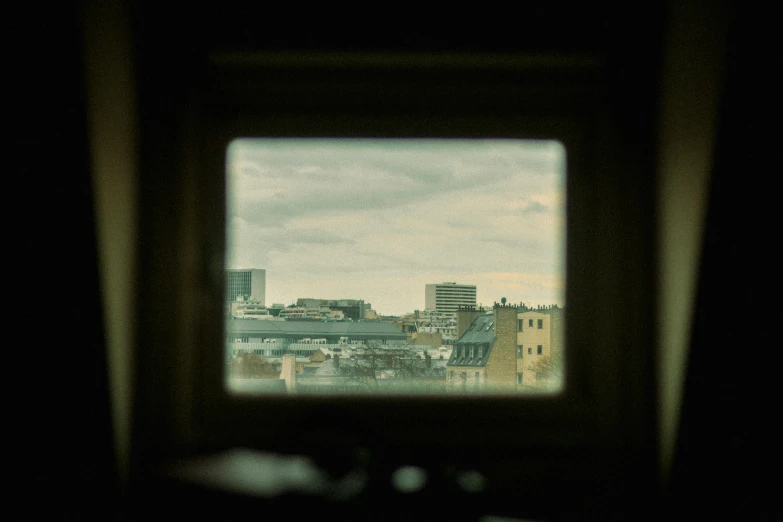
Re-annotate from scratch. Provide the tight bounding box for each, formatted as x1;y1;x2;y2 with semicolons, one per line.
447;314;496;367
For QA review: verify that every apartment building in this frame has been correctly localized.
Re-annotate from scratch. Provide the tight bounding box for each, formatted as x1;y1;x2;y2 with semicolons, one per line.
516;305;564;389
447;303;564;392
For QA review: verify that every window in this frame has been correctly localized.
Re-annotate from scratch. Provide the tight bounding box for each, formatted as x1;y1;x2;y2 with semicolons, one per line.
130;41;661;519
517;374;523;385
517;346;523;357
225;137;565;396
529;319;533;327
538;319;543;329
537;345;543;355
528;347;532;355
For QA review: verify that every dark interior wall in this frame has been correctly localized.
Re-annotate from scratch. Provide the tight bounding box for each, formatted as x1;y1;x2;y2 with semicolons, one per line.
667;4;781;520
10;1;781;520
11;3;117;521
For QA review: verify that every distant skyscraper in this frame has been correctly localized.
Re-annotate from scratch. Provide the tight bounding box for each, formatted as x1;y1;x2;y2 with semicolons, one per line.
226;268;266;304
425;282;477;312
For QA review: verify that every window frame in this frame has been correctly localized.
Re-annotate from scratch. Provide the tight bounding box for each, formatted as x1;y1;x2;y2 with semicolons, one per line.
133;50;659;511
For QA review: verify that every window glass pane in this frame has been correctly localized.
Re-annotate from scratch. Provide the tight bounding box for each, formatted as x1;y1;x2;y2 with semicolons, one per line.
225;139;565;395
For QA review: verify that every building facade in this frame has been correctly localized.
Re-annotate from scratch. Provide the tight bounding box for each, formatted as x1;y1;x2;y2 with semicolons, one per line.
297;298;368;320
279;306;345;321
226;319;408;346
516;306;564;391
226;268;266;304
425;282;477;312
447;303;564;392
399;309;458;343
229;296;281;319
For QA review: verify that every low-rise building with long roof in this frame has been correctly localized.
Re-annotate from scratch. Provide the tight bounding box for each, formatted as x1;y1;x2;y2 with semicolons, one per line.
226;319;407;345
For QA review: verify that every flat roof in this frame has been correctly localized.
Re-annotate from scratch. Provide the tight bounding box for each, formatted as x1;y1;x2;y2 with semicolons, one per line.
226;319;407;339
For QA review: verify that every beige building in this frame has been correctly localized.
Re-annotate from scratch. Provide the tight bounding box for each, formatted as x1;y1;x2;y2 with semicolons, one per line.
447;303;564;392
412;331;444;348
229;297;280;319
516;307;564;391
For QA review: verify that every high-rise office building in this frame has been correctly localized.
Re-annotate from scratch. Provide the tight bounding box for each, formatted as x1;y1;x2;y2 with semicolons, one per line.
425;282;477;312
226;269;266;304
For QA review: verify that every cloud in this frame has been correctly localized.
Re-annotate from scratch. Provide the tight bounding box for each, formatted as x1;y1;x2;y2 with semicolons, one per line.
519;199;549;214
225;139;567;315
228;139;564;226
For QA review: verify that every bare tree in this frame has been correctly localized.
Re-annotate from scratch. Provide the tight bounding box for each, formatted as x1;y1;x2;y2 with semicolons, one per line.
337;341;432;391
526;348;564;390
227;354;281;379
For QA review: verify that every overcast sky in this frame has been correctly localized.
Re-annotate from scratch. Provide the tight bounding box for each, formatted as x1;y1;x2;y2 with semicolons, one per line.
226;139;566;316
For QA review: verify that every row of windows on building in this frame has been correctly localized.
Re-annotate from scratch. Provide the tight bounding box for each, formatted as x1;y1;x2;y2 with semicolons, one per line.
454;344;486;360
450;371;483;382
518;319;544;331
516;373;546;384
226;273;253;301
517;345;543;356
448;372;539;386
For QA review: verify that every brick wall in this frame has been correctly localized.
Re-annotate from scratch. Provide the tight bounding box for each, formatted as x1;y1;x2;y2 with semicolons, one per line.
485;305;518;390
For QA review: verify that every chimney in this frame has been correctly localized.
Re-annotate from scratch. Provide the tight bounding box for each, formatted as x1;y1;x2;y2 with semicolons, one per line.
456;306;485;339
425;354;432;368
493;303;519;387
281;354;297;393
334;354;340;369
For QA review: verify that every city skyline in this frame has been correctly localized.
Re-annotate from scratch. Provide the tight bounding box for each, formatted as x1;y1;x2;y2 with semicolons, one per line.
225;139;566;316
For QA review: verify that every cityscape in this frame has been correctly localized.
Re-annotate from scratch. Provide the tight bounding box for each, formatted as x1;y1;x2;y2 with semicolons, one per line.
225;139;565;395
225;270;564;395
